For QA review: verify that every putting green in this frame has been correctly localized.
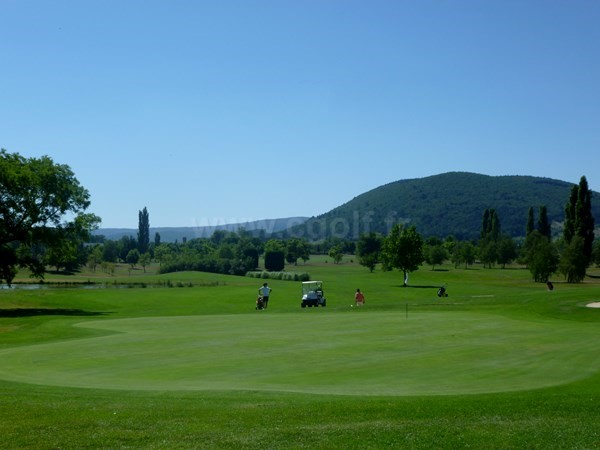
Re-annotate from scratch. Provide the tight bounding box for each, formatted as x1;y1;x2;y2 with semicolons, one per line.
1;312;598;395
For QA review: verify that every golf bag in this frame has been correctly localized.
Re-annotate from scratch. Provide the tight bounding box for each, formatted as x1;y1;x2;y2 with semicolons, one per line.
256;295;265;310
437;286;448;297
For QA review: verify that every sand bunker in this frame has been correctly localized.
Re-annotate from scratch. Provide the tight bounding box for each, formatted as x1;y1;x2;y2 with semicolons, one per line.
585;302;600;308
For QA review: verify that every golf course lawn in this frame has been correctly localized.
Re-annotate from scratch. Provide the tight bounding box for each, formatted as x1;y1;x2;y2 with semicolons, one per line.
1;312;598;396
1;260;600;449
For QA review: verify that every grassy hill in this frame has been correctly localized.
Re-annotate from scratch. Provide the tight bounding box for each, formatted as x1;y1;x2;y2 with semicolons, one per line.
285;172;599;240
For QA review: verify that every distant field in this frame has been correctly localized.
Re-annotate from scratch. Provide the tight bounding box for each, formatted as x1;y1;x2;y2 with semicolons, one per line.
1;259;600;449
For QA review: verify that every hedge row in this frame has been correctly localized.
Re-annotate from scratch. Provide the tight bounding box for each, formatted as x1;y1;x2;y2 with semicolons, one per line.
246;271;310;281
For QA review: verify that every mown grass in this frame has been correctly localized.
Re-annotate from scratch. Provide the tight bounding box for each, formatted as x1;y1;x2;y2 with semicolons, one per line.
1;259;600;449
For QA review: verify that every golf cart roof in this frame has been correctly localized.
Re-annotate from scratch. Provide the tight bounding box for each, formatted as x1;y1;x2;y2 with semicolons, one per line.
302;281;322;285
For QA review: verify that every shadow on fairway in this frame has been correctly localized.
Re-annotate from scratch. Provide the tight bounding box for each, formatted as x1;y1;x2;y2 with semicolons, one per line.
0;308;111;318
393;285;440;289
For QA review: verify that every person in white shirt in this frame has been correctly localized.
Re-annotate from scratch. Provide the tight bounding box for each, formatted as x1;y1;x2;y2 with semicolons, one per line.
258;282;272;309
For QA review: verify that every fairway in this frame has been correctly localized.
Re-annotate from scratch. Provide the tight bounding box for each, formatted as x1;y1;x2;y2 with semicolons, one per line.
1;311;598;396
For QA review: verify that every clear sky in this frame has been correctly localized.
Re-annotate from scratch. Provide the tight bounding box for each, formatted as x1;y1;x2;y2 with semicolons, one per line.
2;0;599;228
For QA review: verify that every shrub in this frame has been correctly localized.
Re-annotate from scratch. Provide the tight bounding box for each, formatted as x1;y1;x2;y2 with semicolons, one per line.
264;251;285;271
245;271;310;282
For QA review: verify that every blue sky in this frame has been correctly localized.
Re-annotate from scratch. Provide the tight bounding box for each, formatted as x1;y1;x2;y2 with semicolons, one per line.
2;0;599;228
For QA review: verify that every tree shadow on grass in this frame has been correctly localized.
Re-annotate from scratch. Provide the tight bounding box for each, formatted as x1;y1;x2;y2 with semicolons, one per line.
0;308;111;318
393;285;441;289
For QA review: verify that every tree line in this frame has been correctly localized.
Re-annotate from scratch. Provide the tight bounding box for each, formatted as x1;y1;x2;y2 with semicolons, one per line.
1;150;597;285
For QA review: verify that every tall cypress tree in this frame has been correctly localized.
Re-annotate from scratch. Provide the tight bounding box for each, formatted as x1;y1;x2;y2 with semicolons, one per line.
481;209;491;239
575;176;595;264
137;207;150;254
526;207;535;236
563;176;595;265
537;206;551;239
481;208;500;241
490;209;501;241
563;185;578;243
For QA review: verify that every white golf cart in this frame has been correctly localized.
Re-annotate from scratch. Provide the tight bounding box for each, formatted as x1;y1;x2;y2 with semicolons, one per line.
301;281;326;308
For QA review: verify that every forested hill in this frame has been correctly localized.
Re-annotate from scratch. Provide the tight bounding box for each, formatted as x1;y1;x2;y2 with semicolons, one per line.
282;172;599;241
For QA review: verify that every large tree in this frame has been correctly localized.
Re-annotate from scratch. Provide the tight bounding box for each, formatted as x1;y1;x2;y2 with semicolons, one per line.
0;150;99;284
451;241;476;269
381;224;424;286
559;236;587;283
356;232;383;272
523;230;558;282
424;243;448;271
285;238;310;265
496;235;517;269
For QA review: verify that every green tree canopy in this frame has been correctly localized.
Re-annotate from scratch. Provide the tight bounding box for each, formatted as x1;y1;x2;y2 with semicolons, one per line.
381;224;424;286
0;150;99;284
138;252;151;273
126;249;140;268
356;232;383;272
451;241;476;269
496;235;517;269
328;245;344;264
264;239;286;253
285;238;310;265
424;244;447;270
524;230;558;282
559;236;587;283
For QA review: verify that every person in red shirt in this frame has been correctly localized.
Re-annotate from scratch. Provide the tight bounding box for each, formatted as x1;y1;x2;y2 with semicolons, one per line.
354;288;365;307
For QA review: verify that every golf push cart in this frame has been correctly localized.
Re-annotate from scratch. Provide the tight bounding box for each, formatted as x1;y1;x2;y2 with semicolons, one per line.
301;281;326;308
